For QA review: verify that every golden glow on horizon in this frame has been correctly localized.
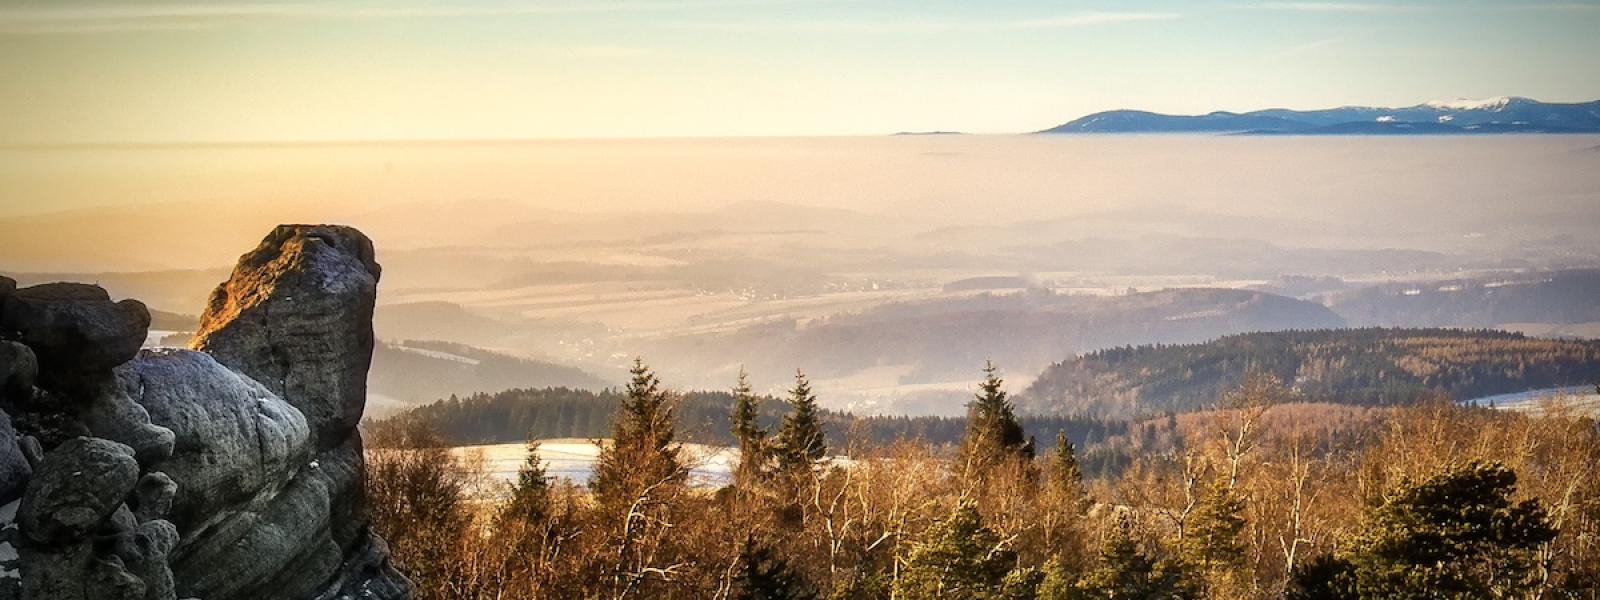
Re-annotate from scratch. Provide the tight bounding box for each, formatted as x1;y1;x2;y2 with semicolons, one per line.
1;1;1599;144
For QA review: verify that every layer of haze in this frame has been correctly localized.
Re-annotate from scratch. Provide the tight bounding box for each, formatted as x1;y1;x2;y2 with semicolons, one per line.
4;135;1598;415
4;135;1599;265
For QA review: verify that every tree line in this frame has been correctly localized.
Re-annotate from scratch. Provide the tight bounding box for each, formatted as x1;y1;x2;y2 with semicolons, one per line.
370;384;1126;456
366;361;1600;599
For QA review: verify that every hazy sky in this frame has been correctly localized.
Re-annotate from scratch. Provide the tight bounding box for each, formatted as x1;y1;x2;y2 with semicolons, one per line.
3;0;1599;142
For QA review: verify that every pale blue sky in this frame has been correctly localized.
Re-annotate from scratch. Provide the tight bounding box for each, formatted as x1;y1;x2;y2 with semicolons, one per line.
2;0;1598;142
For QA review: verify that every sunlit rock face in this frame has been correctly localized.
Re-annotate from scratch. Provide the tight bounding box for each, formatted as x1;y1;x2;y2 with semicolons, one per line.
193;225;381;451
0;225;411;600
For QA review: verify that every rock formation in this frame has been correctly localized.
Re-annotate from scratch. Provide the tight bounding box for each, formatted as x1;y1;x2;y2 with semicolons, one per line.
0;225;411;600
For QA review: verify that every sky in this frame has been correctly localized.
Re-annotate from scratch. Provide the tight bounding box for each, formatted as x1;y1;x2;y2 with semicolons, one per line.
2;0;1599;143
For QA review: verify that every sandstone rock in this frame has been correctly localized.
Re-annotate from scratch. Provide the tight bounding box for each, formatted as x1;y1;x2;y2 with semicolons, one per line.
0;415;30;504
108;519;179;600
0;342;36;404
313;529;412;600
17;437;41;471
130;473;176;525
0;284;148;390
0;275;14;323
117;349;311;533
79;390;174;469
20;540;91;600
83;554;144;600
1;498;20;599
192;225;380;450
4;225;410;600
158;419;409;600
18;437;138;545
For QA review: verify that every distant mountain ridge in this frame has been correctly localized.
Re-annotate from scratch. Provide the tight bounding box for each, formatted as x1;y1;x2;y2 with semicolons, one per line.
1039;97;1600;135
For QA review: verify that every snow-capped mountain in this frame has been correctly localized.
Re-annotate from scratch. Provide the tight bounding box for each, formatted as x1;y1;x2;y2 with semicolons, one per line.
1423;96;1520;111
1039;97;1600;134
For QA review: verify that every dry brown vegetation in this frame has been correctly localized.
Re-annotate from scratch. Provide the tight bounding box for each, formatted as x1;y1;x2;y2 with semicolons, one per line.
366;374;1600;599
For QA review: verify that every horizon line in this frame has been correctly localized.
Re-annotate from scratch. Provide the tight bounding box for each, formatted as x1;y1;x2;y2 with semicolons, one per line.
6;95;1597;148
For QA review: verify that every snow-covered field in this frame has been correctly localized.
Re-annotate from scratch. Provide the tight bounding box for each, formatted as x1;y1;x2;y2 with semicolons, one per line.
142;330;180;348
449;439;740;494
1463;386;1600;416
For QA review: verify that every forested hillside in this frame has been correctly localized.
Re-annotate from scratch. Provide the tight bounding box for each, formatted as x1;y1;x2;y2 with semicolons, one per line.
1327;269;1600;328
368;341;612;407
371;385;1126;451
1019;328;1600;418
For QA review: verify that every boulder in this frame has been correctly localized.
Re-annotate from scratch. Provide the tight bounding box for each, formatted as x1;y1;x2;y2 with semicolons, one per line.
192;225;380;450
0;284;148;390
116;349;311;534
106;519;180;600
0;275;13;320
182;225;408;599
17;437;138;546
130;472;176;525
0;413;31;503
0;342;36;403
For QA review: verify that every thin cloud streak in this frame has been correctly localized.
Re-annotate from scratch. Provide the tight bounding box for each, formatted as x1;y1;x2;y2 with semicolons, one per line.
1250;2;1429;12
1501;2;1600;10
0;1;834;32
673;12;1181;34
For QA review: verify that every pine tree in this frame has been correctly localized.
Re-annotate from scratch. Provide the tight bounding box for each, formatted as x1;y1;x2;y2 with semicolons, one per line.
775;370;826;474
1051;430;1089;514
1341;461;1555;598
591;358;684;512
730;367;769;486
895;501;1018;600
960;361;1033;477
732;536;817;600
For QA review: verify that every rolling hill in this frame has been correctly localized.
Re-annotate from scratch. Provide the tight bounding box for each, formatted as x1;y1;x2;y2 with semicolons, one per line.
640;288;1345;392
367;340;613;413
1326;269;1600;329
1018;328;1600;419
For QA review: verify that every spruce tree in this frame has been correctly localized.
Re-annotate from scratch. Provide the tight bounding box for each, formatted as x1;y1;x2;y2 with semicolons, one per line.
501;438;551;525
775;370;826;474
1036;562;1076;600
1051;431;1089;514
591;358;684;511
732;536;817;600
1077;515;1193;600
1342;461;1555;598
960;361;1033;474
1183;479;1247;570
895;501;1017;600
730;367;769;485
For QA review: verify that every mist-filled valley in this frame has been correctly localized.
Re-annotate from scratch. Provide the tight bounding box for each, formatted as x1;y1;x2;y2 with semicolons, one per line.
12;0;1600;596
5;134;1599;416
